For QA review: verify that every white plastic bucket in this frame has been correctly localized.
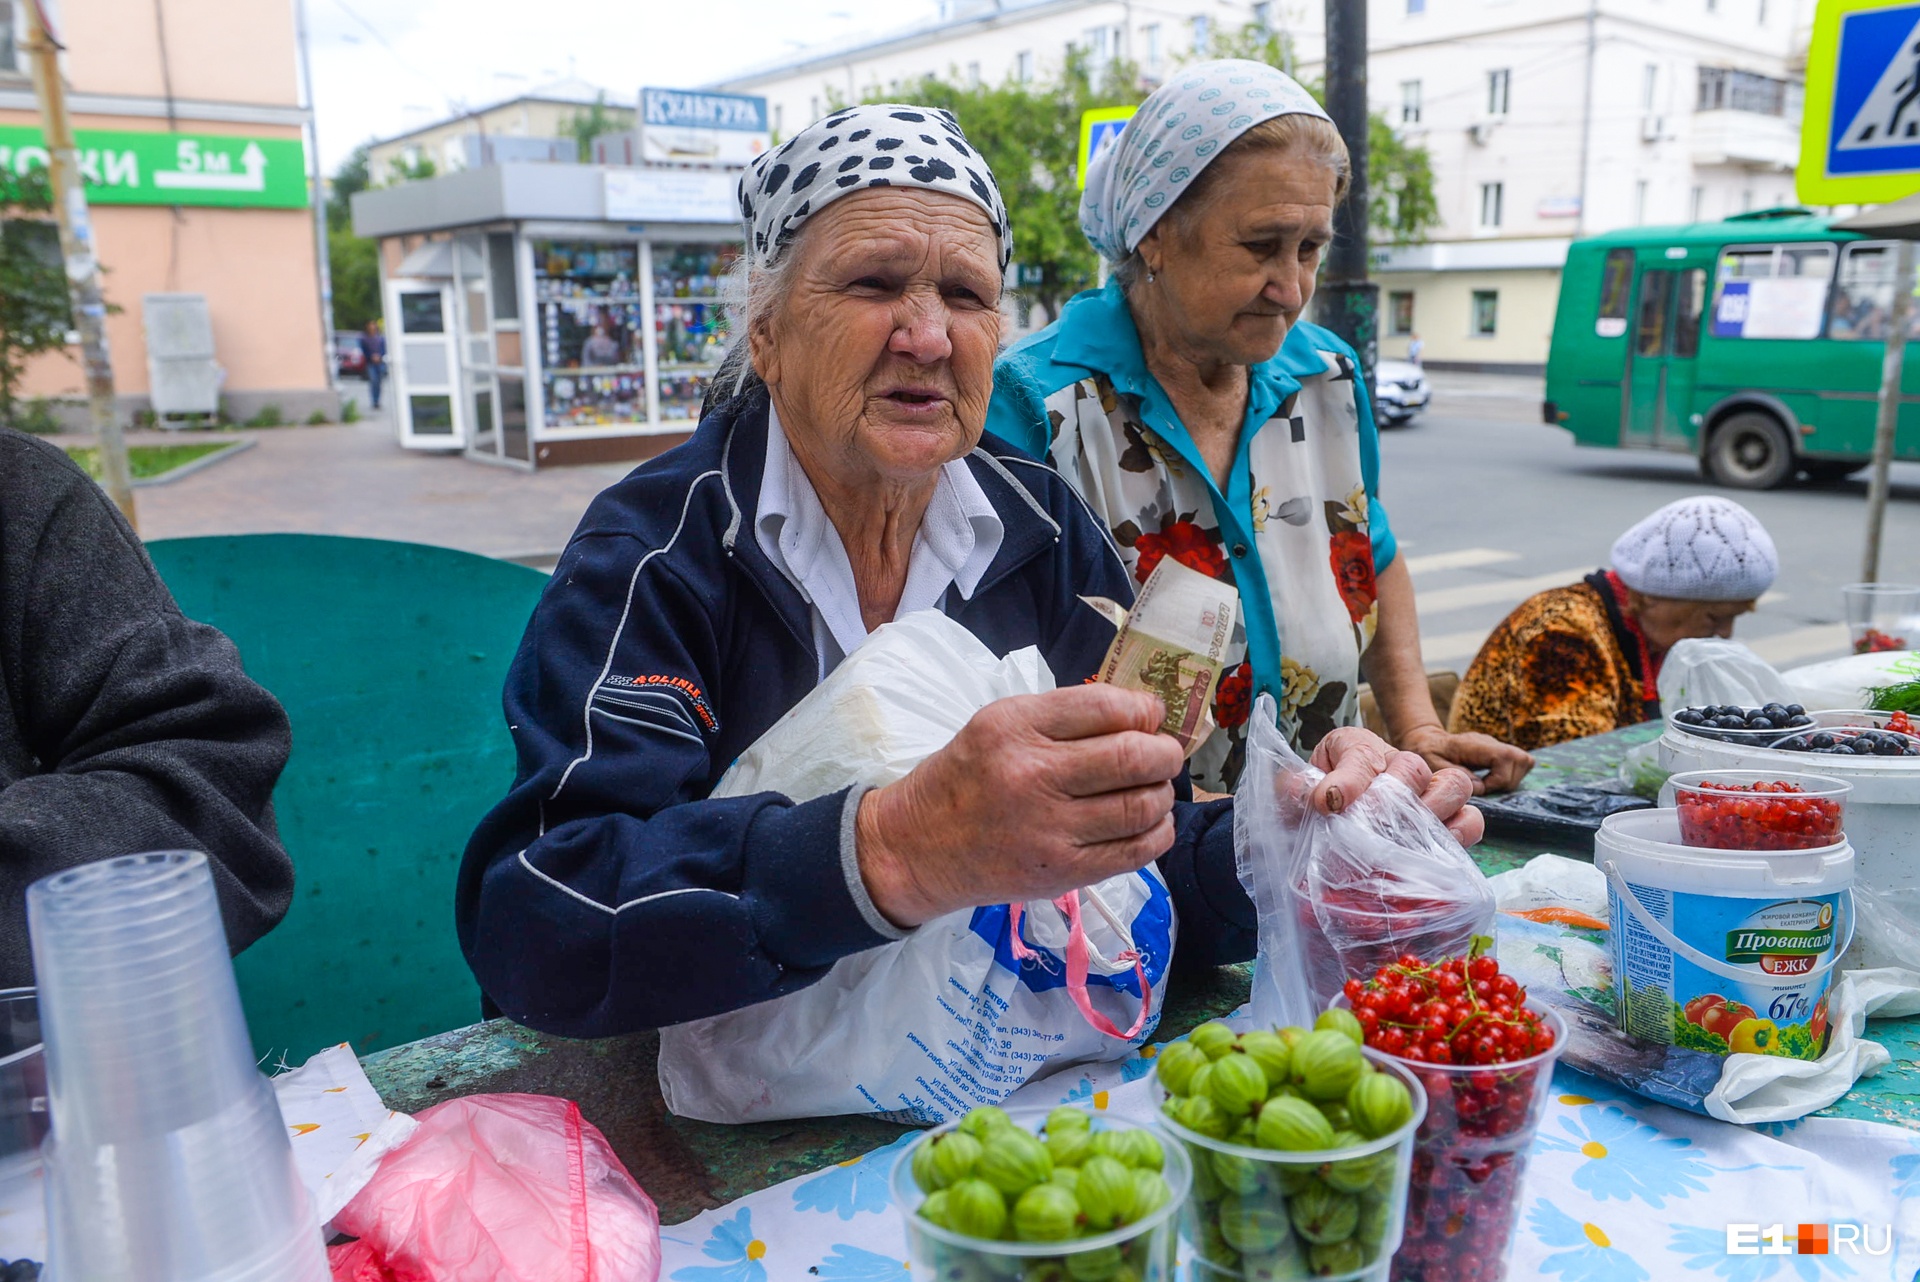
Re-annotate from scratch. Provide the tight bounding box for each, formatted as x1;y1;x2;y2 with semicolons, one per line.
1596;809;1854;1062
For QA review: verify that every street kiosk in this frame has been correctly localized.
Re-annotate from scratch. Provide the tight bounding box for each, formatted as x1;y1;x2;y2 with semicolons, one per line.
351;165;743;468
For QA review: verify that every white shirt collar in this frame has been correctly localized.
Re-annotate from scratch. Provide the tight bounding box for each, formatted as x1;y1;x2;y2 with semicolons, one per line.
756;405;1004;675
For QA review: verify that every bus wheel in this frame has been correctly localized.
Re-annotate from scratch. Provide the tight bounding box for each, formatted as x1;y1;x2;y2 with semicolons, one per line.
1704;412;1795;490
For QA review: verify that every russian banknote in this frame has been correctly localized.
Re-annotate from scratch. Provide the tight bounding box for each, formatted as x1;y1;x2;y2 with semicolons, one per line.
1084;557;1240;756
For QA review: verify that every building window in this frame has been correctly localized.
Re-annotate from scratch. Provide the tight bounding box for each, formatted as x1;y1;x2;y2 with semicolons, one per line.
1401;80;1422;124
0;2;19;74
1479;181;1504;228
1143;23;1162;76
1191;14;1210;53
1472;290;1499;336
966;61;982;86
1634;180;1649;223
1252;1;1272;29
1690;185;1704;221
1487;68;1511;116
1014;50;1033;83
1697;66;1787;115
1740;188;1754;211
1758;0;1767;21
1388;291;1415;335
1642;64;1659;110
1408;0;1425;12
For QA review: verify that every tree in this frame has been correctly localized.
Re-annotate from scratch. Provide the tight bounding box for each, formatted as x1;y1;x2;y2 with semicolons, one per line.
558;92;634;162
1201;21;1438;247
871;50;1142;323
0;168;72;426
326;146;380;331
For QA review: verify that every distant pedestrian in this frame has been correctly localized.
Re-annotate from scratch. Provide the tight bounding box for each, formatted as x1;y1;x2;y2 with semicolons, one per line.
1407;331;1424;366
360;320;387;410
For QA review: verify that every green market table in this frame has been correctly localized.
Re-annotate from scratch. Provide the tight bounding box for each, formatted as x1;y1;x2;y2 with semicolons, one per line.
359;724;1920;1225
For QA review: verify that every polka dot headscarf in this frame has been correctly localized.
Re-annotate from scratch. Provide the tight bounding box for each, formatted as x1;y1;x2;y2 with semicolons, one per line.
1610;497;1779;602
1079;59;1331;262
737;103;1012;271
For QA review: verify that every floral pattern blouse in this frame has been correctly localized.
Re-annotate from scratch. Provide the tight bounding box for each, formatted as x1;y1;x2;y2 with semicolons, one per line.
988;279;1397;791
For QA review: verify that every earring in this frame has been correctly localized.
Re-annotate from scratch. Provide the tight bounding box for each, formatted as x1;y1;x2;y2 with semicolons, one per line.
1147;269;1156;283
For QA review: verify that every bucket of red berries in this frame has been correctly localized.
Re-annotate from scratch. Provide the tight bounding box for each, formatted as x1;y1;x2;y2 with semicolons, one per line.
1666;771;1850;852
1338;951;1567;1282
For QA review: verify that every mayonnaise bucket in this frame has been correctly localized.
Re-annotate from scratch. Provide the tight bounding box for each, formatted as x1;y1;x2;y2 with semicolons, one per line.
1596;809;1854;1061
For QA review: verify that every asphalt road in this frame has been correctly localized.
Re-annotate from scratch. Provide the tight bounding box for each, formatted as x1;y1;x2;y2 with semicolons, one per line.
1381;372;1920;676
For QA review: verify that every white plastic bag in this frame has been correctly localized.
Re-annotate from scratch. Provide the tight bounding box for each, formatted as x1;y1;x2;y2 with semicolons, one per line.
657;611;1174;1125
1234;694;1496;1029
1656;638;1793;712
1780;649;1920;713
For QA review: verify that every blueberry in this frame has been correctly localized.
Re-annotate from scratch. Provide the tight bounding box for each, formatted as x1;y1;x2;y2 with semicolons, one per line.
1876;738;1907;755
1716;715;1748;729
1763;703;1788;718
1789;714;1814;727
1809;733;1836;749
1747;716;1776;730
1852;738;1877;754
1786;704;1806;717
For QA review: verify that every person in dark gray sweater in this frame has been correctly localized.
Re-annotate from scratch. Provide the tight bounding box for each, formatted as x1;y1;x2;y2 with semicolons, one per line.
0;427;293;984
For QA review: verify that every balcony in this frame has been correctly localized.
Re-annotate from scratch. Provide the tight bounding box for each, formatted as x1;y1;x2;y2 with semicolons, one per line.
1691;110;1798;171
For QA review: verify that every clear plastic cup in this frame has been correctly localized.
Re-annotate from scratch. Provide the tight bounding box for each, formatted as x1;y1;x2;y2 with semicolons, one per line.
1843;583;1920;654
28;852;328;1282
1665;770;1851;850
890;1108;1191;1282
1152;1050;1428;1282
1383;1002;1568;1282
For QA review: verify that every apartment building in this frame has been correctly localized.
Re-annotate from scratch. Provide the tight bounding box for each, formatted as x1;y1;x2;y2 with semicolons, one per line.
0;0;332;422
364;78;630;181
713;0;1811;370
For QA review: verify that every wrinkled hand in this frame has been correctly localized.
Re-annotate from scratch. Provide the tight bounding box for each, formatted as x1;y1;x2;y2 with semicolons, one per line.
857;686;1184;929
1399;725;1535;795
1308;725;1485;846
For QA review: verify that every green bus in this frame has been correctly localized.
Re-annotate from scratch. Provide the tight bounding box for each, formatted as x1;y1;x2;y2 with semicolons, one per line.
1543;208;1919;489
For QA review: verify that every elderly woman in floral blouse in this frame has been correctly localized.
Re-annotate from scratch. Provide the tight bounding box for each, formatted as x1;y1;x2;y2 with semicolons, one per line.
989;61;1533;795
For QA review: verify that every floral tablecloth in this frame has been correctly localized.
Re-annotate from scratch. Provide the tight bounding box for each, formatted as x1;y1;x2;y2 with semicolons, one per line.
657;1044;1920;1282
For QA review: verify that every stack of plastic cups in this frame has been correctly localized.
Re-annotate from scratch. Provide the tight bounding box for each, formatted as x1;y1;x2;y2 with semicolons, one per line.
28;851;328;1282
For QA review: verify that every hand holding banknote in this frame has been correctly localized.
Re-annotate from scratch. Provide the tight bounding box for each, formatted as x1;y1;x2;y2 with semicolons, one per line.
1083;558;1241;756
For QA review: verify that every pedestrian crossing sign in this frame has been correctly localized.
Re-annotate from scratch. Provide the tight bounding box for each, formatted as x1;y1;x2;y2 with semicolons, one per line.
1078;107;1138;190
1800;0;1920;203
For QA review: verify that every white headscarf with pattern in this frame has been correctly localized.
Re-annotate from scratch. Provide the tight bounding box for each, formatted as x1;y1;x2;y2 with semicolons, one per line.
1079;59;1331;262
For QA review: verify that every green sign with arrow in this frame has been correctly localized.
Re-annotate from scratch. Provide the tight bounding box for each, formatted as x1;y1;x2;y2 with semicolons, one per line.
0;126;308;209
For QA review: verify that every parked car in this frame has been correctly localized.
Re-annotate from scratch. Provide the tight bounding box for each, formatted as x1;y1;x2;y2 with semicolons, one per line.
1374;358;1430;427
334;331;366;379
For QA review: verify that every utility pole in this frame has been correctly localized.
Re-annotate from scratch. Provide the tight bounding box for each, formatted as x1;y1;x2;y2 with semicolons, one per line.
1320;0;1377;404
295;0;339;406
21;0;135;528
1861;238;1912;582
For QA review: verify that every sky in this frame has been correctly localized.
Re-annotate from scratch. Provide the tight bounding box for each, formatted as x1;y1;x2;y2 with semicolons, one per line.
305;0;943;173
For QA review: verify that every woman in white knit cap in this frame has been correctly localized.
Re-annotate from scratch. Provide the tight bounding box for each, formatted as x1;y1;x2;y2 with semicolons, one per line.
1448;496;1778;750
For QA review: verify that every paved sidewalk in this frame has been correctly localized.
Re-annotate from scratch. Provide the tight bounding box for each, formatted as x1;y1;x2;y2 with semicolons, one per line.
67;416;630;564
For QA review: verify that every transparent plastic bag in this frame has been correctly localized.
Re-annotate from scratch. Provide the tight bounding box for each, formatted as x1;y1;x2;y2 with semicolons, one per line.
1235;694;1496;1028
1656;638;1792;712
327;1094;660;1282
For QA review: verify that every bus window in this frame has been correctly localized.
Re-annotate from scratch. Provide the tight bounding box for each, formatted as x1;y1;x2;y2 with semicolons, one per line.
1596;248;1633;337
1635;271;1672;356
1674;268;1706;358
1829;241;1920;341
1710;241;1833;340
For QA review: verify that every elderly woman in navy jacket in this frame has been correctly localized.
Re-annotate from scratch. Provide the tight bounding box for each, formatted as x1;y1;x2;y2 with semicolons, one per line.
456;104;1483;1041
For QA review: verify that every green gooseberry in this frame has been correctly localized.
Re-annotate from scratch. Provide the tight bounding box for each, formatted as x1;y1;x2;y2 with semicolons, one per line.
1323;1133;1385;1195
932;1132;985;1187
1313;1007;1366;1047
1047;1106;1092;1136
946;1177;1009;1240
1186;1061;1216;1104
1237;1030;1292;1088
1190;1021;1238;1060
1153;1041;1207;1097
1288;1030;1366;1102
1064;1246;1124;1282
1173;1094;1231;1140
1012;1182;1081;1242
1288;1182;1359;1245
1254;1097;1335;1153
1109;1129;1164;1172
1189;1145;1224;1201
919;1188;954;1228
1316;1103;1351;1132
1308;1239;1368;1275
1050;1165;1080;1195
912;1137;946;1194
1076;1155;1138;1230
1208;1052;1270;1118
1217;1194;1292;1255
1047;1126;1091;1169
1347;1071;1415;1141
1130;1169;1170;1218
1210;1149;1266;1197
979;1129;1053;1198
1277;1026;1308;1050
959;1106;1016;1141
1197;1217;1242;1268
1356;1195;1392;1248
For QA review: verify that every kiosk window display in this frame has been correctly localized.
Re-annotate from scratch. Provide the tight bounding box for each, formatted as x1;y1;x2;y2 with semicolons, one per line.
535;239;648;427
653;242;739;421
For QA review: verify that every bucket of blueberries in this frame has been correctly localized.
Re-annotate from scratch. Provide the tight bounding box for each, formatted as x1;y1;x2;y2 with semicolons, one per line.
1668;703;1814;747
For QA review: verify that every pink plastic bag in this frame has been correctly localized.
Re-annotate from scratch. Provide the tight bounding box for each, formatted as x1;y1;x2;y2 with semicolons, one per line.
327;1093;660;1282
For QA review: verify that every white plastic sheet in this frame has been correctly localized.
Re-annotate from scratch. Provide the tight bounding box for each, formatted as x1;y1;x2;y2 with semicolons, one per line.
1656;637;1793;712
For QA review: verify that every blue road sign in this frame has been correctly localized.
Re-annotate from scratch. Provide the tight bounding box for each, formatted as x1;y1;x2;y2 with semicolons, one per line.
1802;0;1920;202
